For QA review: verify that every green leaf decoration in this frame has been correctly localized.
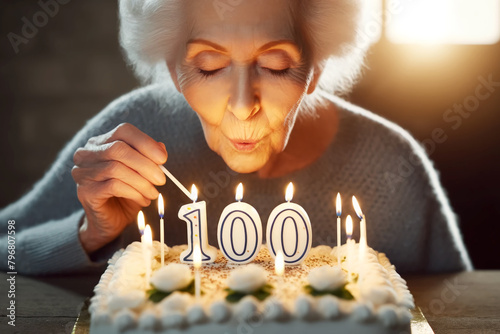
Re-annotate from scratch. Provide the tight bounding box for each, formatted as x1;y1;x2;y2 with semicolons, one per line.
225;284;274;303
304;284;354;300
147;279;200;303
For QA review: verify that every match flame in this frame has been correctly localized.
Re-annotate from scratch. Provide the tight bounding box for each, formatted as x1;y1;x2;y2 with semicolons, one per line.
137;211;145;236
275;251;285;276
336;193;342;216
193;243;202;269
158;193;164;218
143;224;153;247
235;183;243;202
190;184;198;203
346;215;353;238
352;196;363;219
285;182;294;202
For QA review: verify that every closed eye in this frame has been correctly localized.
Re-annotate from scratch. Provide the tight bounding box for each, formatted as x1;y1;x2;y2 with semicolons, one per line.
264;68;290;77
199;68;223;77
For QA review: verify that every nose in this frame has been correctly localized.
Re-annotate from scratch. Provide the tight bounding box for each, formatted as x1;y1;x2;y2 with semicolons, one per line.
228;66;260;121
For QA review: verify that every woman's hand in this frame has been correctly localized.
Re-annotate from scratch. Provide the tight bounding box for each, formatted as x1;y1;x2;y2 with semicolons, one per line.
71;123;167;254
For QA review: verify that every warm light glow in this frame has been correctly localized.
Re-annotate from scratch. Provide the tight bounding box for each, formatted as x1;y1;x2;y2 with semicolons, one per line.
346;215;353;238
190;184;198;203
193;243;202;269
137;211;145;235
386;0;500;45
143;224;153;246
158;193;164;218
235;183;243;202
336;193;342;216
275;251;285;276
285;182;294;202
352;196;363;220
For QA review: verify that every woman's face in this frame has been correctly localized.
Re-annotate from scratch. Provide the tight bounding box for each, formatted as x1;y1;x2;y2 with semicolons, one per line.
169;0;316;173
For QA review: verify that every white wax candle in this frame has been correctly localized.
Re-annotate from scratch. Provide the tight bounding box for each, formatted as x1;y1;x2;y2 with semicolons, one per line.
143;224;153;289
345;215;353;281
217;183;262;264
336;193;342;266
352;196;367;263
158;194;165;267
193;243;202;302
178;185;217;263
266;182;312;266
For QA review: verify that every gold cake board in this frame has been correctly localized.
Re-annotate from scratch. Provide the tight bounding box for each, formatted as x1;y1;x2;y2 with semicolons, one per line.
72;299;433;334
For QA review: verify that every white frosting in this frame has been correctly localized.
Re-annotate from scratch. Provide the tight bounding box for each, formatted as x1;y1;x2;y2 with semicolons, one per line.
307;265;346;291
226;264;267;293
150;263;192;292
209;301;231;323
90;243;414;333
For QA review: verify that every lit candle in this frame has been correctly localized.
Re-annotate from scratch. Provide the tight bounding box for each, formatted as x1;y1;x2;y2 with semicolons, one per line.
217;183;262;264
352;196;367;263
275;250;285;296
193;243;202;302
345;215;353;280
143;224;153;289
137;210;145;242
336;193;342;266
158;194;165;266
178;185;217;263
266;182;312;265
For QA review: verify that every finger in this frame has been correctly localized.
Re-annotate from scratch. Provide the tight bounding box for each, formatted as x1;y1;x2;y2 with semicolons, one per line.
72;161;159;200
106;123;167;164
81;178;152;208
74;140;166;186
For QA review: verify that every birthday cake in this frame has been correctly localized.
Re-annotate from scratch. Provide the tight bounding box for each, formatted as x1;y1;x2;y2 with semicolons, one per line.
89;241;414;334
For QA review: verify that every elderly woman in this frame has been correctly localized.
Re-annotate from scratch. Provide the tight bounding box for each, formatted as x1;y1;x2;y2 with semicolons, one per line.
1;0;471;274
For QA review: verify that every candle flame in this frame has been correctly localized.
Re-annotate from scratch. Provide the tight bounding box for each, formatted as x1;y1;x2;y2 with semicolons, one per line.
137;211;145;235
193;243;202;269
158;193;164;217
235;183;243;202
352;196;363;219
190;184;198;203
144;224;153;246
275;251;285;276
336;193;342;216
346;215;353;238
285;182;294;202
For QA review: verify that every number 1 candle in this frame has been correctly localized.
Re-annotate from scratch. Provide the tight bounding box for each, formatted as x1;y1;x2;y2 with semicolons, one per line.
217;183;262;264
178;184;217;264
266;182;312;265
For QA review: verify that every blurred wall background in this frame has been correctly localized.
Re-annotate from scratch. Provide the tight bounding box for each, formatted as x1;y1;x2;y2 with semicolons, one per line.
1;0;499;269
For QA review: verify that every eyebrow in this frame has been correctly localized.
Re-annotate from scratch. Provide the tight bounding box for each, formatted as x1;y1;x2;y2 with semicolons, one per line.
186;39;301;58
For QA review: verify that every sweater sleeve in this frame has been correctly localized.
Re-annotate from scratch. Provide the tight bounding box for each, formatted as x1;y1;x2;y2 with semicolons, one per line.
0;92;143;275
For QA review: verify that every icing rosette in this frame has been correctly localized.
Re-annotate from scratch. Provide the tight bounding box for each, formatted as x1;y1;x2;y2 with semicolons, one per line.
308;266;346;291
150;263;192;292
225;264;272;302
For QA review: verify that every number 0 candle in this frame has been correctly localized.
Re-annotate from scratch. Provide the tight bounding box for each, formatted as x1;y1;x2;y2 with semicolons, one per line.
178;184;217;264
266;182;312;265
217;183;262;264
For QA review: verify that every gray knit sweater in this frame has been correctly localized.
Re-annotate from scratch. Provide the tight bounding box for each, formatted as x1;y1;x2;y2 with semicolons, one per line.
0;84;472;275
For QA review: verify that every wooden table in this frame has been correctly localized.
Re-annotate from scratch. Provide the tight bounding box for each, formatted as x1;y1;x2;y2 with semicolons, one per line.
1;271;499;334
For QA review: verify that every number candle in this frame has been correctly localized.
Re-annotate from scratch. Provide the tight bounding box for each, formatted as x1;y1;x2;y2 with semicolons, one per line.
352;196;367;263
193;243;202;302
336;193;342;266
158;194;165;266
178;185;217;264
217;183;262;264
143;224;153;289
345;215;353;280
266;182;312;265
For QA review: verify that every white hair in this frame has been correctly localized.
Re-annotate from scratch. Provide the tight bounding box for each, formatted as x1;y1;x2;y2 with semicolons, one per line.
119;0;373;102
